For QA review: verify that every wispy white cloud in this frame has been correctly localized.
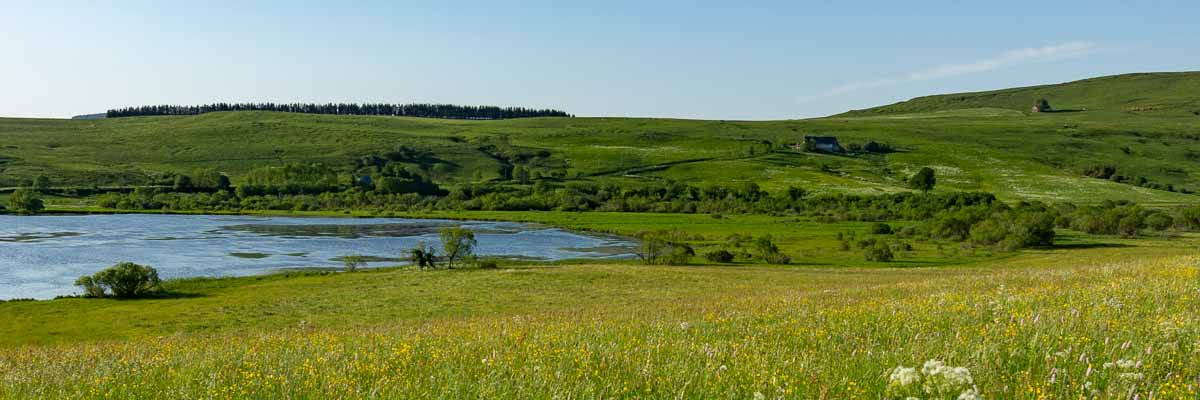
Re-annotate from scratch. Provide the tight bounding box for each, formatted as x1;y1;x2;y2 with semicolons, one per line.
800;41;1100;102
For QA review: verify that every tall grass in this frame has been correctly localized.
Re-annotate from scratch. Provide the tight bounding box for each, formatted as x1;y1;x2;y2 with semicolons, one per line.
2;254;1196;398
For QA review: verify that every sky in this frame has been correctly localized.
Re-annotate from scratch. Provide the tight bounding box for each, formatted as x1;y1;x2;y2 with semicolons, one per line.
2;1;1198;120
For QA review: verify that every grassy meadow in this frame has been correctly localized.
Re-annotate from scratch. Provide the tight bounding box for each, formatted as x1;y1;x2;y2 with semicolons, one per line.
3;73;1200;204
1;235;1197;398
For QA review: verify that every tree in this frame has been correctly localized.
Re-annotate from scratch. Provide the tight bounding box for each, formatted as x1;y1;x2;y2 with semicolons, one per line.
864;241;894;262
173;174;193;192
6;189;45;214
74;262;163;299
31;175;51;192
440;227;477;269
513;165;531;184
635;230;694;265
342;255;366;272
908;167;937;194
409;242;438;269
636;233;668;264
216;174;232;191
786;186;808;201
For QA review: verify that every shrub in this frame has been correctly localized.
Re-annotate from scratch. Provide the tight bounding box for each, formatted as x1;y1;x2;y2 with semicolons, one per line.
763;252;792;265
864;241;894;262
409;242;438;269
1117;215;1142;238
478;259;499;269
703;250;735;263
908;167;937;194
969;209;1056;250
6;189;44;214
74;262;163;299
31;175;51;192
342;255;366;272
863;141;893;153
1181;206;1200;230
868;222;893;235
1083;165;1117;179
666;243;695;265
751;236;790;264
1145;213;1174;231
637;230;694;265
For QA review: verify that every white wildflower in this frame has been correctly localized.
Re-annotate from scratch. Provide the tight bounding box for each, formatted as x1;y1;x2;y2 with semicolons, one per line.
957;388;983;400
921;360;945;375
890;360;980;399
889;366;920;387
1118;372;1145;381
1116;359;1137;369
943;367;974;387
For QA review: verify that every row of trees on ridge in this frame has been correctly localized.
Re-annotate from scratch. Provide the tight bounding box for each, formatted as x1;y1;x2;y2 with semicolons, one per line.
106;103;572;120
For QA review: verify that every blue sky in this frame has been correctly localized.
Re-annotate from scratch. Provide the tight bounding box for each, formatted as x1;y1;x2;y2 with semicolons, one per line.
2;1;1197;119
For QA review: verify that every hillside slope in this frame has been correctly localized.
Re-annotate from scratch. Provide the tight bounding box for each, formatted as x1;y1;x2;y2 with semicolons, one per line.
838;72;1200;117
1;72;1199;205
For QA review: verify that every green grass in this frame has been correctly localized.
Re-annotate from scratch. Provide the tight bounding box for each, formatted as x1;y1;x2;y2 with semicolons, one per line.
1;235;1197;398
3;72;1200;204
838;71;1200;117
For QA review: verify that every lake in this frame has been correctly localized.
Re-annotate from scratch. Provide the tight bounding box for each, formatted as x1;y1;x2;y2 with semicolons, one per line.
0;214;636;300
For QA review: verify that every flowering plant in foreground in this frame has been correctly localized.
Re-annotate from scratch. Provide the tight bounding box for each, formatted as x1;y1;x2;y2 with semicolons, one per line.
887;360;982;400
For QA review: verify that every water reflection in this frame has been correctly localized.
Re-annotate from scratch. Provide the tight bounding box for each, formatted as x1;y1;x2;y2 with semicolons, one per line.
0;214;635;299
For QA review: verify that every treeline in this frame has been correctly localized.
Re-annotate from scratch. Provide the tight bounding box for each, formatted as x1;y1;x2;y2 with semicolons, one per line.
106;103;573;120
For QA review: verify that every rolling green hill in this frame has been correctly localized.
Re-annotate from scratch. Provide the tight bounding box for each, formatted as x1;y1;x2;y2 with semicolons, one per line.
2;72;1200;204
838;71;1200;117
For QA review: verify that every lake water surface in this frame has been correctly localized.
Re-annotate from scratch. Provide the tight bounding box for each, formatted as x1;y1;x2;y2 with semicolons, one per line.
0;214;635;300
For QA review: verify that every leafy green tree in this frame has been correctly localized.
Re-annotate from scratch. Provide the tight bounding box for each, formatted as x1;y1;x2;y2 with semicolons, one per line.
173;175;193;192
636;230;695;265
868;222;893;235
513;165;531;184
864;241;894;262
409;242;438;269
440;227;477;269
74;262;163;299
31;176;51;192
216;174;232;191
1145;213;1174;231
6;189;44;214
666;242;695;265
786;186;807;201
637;233;668;264
908;167;937;194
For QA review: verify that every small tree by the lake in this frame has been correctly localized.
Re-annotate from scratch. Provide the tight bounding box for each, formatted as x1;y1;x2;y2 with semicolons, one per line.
636;230;695;265
342;255;366;272
6;189;45;214
908;167;937;194
74;262;163;299
440;227;477;269
409;242;438;269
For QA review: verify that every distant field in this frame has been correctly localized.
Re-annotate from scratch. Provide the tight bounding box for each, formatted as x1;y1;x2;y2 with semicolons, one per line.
3;72;1200;205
